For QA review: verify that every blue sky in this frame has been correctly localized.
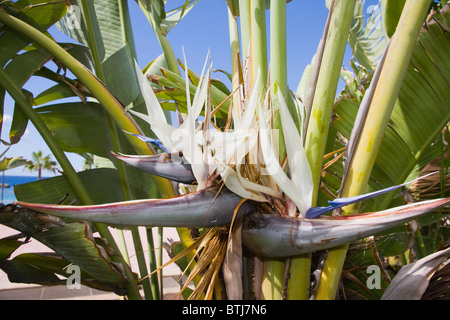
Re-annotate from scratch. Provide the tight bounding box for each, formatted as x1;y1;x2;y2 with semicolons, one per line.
2;1;376;176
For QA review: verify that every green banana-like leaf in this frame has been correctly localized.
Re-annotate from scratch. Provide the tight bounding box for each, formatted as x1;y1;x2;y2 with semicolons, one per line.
57;0;140;108
348;1;389;71
0;205;129;295
14;167;158;205
0;0;68;68
0;0;68;138
4;46;52;86
0;238;21;259
153;66;230;120
136;0;199;37
381;0;406;38
0;252;64;287
36;102;113;158
9;89;32;144
331;5;450;212
3;46;52;143
0;238;130;292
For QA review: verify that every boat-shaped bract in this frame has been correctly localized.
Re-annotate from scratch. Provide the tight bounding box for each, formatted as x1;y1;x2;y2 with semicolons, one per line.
15;186;252;228
243;198;450;258
111;151;196;184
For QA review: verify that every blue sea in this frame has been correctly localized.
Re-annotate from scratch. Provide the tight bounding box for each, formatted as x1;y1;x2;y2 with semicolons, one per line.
0;175;39;203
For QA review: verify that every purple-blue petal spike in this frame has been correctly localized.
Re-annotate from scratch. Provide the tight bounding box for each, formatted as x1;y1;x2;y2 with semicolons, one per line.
129;133;169;153
305;172;438;218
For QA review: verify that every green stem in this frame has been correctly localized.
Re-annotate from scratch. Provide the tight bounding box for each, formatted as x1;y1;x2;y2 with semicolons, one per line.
415;228;426;259
315;0;432;300
289;0;356;300
228;6;240;115
79;0;104;76
315;244;348;300
239;0;251;63
154;29;180;76
269;0;287;97
136;1;180;76
260;258;285;300
259;0;289;300
131;228;153;300
146;228;161;300
117;230;130;265
0;8;149;299
286;253;311;300
79;1;156;299
118;0;137;59
156;227;163;299
304;0;356;206
250;0;267;90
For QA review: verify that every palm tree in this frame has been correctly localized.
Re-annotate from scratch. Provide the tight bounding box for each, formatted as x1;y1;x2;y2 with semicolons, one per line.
24;151;58;180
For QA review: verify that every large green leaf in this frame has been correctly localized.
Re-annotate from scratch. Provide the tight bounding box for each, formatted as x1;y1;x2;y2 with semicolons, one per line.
0;252;64;286
14;168;123;205
14;167;158;205
0;0;68;138
348;1;389;71
36;102;113;158
57;0;139;107
101;44;140;106
0;0;68;67
3;47;51;143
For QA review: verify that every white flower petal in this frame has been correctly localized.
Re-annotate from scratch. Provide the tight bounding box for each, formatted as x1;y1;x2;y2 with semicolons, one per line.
277;89;313;215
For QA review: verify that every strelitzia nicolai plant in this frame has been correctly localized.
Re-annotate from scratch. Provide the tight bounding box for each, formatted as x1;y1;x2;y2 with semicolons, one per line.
14;55;450;299
1;0;449;300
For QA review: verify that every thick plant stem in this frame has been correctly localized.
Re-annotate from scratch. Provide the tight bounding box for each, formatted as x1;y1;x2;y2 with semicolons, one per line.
0;68;142;299
228;6;241;115
250;0;267;90
315;0;432;300
0;8;151;299
0;7;186;213
239;0;251;63
131;228;153;300
79;1;155;299
260;258;285;300
261;0;288;300
290;0;356;300
287;253;311;300
315;244;348;300
304;0;356;206
269;0;287;98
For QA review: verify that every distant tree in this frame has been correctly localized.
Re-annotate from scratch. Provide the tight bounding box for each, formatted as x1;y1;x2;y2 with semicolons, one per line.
24;151;59;180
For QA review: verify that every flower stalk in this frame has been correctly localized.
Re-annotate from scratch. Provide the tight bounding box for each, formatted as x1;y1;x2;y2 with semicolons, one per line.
250;0;268;90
